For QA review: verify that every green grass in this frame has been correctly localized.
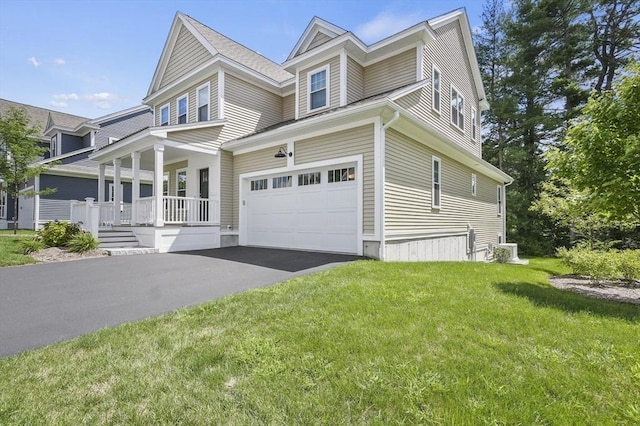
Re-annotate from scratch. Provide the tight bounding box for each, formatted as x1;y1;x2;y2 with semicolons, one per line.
0;232;37;267
1;259;638;424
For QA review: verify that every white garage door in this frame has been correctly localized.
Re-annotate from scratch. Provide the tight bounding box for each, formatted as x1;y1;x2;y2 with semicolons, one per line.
244;163;358;254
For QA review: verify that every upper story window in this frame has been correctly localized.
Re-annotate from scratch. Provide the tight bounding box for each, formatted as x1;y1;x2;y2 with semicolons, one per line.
432;156;441;209
308;65;329;112
451;86;465;131
197;83;210;122
177;94;188;124
471;174;477;197
50;134;58;157
497;184;503;216
160;104;170;126
471;107;477;142
432;65;441;113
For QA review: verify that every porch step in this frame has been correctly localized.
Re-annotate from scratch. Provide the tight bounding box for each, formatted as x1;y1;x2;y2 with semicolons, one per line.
98;230;141;249
106;247;159;256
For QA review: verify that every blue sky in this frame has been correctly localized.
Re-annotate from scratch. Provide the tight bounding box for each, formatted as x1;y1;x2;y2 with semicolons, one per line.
0;0;484;120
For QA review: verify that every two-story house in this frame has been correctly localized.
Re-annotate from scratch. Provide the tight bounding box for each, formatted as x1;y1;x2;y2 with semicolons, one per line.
0;99;153;229
88;9;512;260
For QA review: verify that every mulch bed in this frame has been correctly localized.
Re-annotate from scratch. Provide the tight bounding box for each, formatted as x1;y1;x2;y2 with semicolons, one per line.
549;275;640;305
29;247;108;263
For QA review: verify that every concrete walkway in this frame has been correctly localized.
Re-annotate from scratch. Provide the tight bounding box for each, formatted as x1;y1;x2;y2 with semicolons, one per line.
0;247;360;357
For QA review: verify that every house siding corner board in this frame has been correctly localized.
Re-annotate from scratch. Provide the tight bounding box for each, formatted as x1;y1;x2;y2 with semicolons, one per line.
346;56;364;104
160;24;213;89
423;21;481;157
298;55;340;118
220;150;233;230
155;74;218;127
232;147;288;228
384;129;502;248
218;74;283;142
294;124;375;234
364;47;416;98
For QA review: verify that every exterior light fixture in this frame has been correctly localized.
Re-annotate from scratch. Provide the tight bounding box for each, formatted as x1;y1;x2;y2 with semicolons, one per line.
274;147;292;158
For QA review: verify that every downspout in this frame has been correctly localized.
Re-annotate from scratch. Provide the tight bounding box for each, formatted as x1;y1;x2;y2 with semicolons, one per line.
503;179;513;242
379;110;400;260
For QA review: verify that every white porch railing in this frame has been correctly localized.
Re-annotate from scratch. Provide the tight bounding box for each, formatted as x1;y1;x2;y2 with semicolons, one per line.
70;198;99;236
134;196;219;225
99;202;132;225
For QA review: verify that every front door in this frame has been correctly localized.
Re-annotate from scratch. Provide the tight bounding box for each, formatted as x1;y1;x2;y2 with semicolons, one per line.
199;168;209;221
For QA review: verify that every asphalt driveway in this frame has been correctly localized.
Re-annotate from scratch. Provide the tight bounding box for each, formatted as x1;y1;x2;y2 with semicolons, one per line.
0;247;360;357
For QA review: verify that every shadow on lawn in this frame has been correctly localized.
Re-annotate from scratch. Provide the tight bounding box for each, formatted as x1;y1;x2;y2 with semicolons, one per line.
494;282;640;322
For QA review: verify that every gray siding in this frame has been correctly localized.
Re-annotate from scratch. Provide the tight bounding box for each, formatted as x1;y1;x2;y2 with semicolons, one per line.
364;48;416;97
282;94;295;121
220;150;233;229
155;74;218;126
298;55;340;119
95;109;153;150
232;147;287;228
294;124;375;234
346;55;364;104
420;21;481;157
217;73;283;142
61;134;83;155
384;128;501;245
160;24;212;89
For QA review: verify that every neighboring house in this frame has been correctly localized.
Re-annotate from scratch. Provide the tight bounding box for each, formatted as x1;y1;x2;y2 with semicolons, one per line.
88;9;513;260
0;99;153;229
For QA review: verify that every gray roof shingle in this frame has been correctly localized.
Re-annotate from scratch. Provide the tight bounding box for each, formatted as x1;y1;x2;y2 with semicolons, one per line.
0;98;89;133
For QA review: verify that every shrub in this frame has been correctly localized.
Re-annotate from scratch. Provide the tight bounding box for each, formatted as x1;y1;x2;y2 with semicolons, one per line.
68;232;100;253
494;247;511;263
19;238;44;254
39;221;81;247
618;250;640;282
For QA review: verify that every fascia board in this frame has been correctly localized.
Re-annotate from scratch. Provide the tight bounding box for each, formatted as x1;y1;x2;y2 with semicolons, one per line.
147;13;184;97
89;105;150;125
88;129;158;162
38;146;94;165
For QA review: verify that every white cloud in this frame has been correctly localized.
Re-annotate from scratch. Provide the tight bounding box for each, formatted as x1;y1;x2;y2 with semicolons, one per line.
28;56;40;68
55;58;66;65
84;92;118;109
49;101;68;108
53;93;79;101
356;11;424;43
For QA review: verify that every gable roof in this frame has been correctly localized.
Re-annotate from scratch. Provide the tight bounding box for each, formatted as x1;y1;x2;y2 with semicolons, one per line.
147;12;293;98
0;98;90;137
287;16;348;60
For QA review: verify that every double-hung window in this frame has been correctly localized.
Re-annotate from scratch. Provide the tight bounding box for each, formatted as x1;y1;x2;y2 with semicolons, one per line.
177;169;187;197
432;156;441;209
308;66;328;111
177;94;188;124
471;107;477;141
471;174;477;197
432;65;441;113
197;83;210;122
497;185;503;216
0;187;6;219
160;104;170;126
451;86;464;131
162;172;169;196
50;134;58;157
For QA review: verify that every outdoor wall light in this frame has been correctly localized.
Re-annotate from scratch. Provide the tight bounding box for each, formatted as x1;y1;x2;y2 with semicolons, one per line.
274;147;292;158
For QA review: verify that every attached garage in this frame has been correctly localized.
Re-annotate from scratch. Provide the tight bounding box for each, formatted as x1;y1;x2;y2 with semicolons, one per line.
241;162;360;254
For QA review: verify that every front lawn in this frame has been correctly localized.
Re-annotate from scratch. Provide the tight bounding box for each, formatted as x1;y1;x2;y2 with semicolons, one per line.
1;259;638;424
0;231;37;267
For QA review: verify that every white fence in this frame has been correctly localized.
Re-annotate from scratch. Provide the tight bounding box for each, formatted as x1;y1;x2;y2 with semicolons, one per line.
69;198;99;236
133;196;219;225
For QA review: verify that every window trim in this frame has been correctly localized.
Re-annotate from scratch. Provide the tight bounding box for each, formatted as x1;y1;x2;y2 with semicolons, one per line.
176;93;189;124
196;82;210;122
50;134;58;157
471;107;477;142
497;184;503;216
176;168;187;197
450;85;465;132
307;64;330;113
0;187;6;219
432;156;441;209
162;171;170;196
471;173;477;197
432;64;441;114
160;103;170;126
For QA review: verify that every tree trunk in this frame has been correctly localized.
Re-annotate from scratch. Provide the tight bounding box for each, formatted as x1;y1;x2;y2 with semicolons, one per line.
12;185;18;235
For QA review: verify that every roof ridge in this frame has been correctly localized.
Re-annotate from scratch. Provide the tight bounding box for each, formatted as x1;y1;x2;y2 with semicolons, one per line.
0;98;89;121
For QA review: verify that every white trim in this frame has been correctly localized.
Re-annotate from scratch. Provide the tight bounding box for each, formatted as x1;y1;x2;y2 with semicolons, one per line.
374;117;383;243
196;82;211;122
50;133;59;158
33;175;40;229
385;229;468;242
339;52;347;107
238;154;363;255
287;17;347;61
450;84;465;132
497;184;503;216
416;41;424;81
160;103;170;126
108;137;119;145
90;105;151;125
218;69;225;119
471;173;477;197
471;106;477;142
176;168;187;198
39;146;93;164
432;156;441;209
162;171;170;196
176;93;189;124
432;64;441;114
307;64;330;113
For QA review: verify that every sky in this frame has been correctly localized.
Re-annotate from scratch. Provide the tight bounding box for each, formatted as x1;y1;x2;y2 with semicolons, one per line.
0;0;484;120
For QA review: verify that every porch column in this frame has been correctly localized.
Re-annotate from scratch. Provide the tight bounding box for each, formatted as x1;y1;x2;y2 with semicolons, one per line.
113;158;122;226
153;144;164;227
98;164;106;203
131;151;140;225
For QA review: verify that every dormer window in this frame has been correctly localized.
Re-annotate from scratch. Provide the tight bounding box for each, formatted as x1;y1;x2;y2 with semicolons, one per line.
160;104;170;126
308;65;329;111
197;83;210;122
50;134;58;157
177;94;188;124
